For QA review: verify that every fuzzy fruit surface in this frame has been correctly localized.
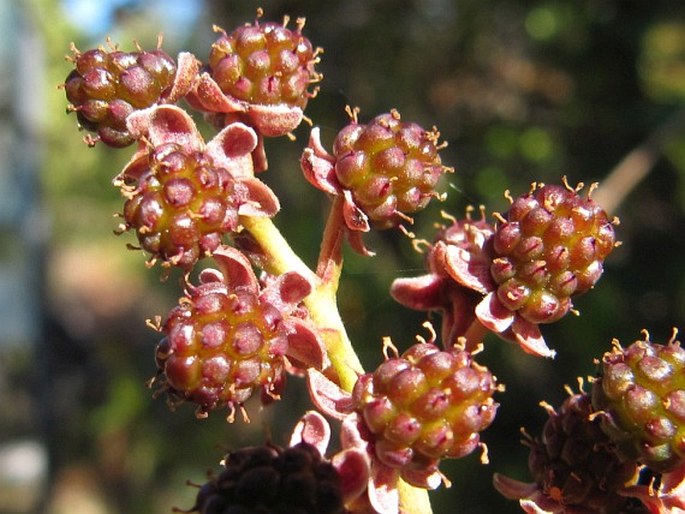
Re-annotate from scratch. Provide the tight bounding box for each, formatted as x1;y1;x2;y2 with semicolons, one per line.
592;336;685;473
352;342;498;485
333;111;446;228
65;47;176;147
190;442;345;514
491;183;616;324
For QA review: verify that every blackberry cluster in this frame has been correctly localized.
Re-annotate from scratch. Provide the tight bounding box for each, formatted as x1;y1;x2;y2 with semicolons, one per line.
117;143;240;270
190;443;345;514
208;16;320;111
64;44;177;147
332;110;449;229
490;181;617;324
527;393;642;513
154;273;288;418
352;342;498;486
592;333;685;473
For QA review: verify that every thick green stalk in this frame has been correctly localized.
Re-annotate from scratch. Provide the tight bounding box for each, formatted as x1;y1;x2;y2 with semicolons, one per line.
241;210;433;513
399;480;434;513
239;213;363;390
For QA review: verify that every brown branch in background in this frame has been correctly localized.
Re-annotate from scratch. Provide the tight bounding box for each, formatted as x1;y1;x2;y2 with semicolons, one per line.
593;106;685;214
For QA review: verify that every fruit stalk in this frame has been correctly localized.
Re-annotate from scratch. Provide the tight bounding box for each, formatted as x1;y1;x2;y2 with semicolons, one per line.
459;319;490;352
242;209;434;513
398;480;434;513
240;211;363;391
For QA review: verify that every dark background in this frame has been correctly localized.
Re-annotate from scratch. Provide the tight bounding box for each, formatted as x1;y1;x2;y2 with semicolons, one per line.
1;0;685;512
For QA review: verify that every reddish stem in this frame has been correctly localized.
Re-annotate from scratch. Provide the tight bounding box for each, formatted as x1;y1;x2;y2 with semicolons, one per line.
316;195;346;282
458;318;490;353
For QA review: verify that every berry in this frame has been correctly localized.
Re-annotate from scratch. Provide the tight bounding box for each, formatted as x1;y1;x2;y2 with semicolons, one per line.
351;341;498;486
190;442;345;514
208;14;321;112
490;180;617;324
525;392;642;513
117;143;241;270
64;43;177;147
153;266;289;418
591;332;685;473
331;109;450;229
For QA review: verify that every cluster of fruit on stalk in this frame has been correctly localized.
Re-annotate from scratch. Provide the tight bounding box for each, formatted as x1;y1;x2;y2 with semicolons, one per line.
62;9;685;514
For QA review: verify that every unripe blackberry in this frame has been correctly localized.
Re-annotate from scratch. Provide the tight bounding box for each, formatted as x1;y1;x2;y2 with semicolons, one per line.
154;269;288;418
490;180;617;324
332;109;450;229
190;442;345;514
591;332;685;473
208;14;321;112
351;342;498;486
117;143;240;270
525;392;642;513
64;43;177;147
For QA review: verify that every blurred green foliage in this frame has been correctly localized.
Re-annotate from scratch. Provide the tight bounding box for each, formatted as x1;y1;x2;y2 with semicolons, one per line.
13;0;685;512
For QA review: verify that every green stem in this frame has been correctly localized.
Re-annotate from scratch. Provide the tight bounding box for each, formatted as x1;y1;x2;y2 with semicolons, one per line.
240;213;363;390
241;212;433;513
399;479;434;513
240;215;314;279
